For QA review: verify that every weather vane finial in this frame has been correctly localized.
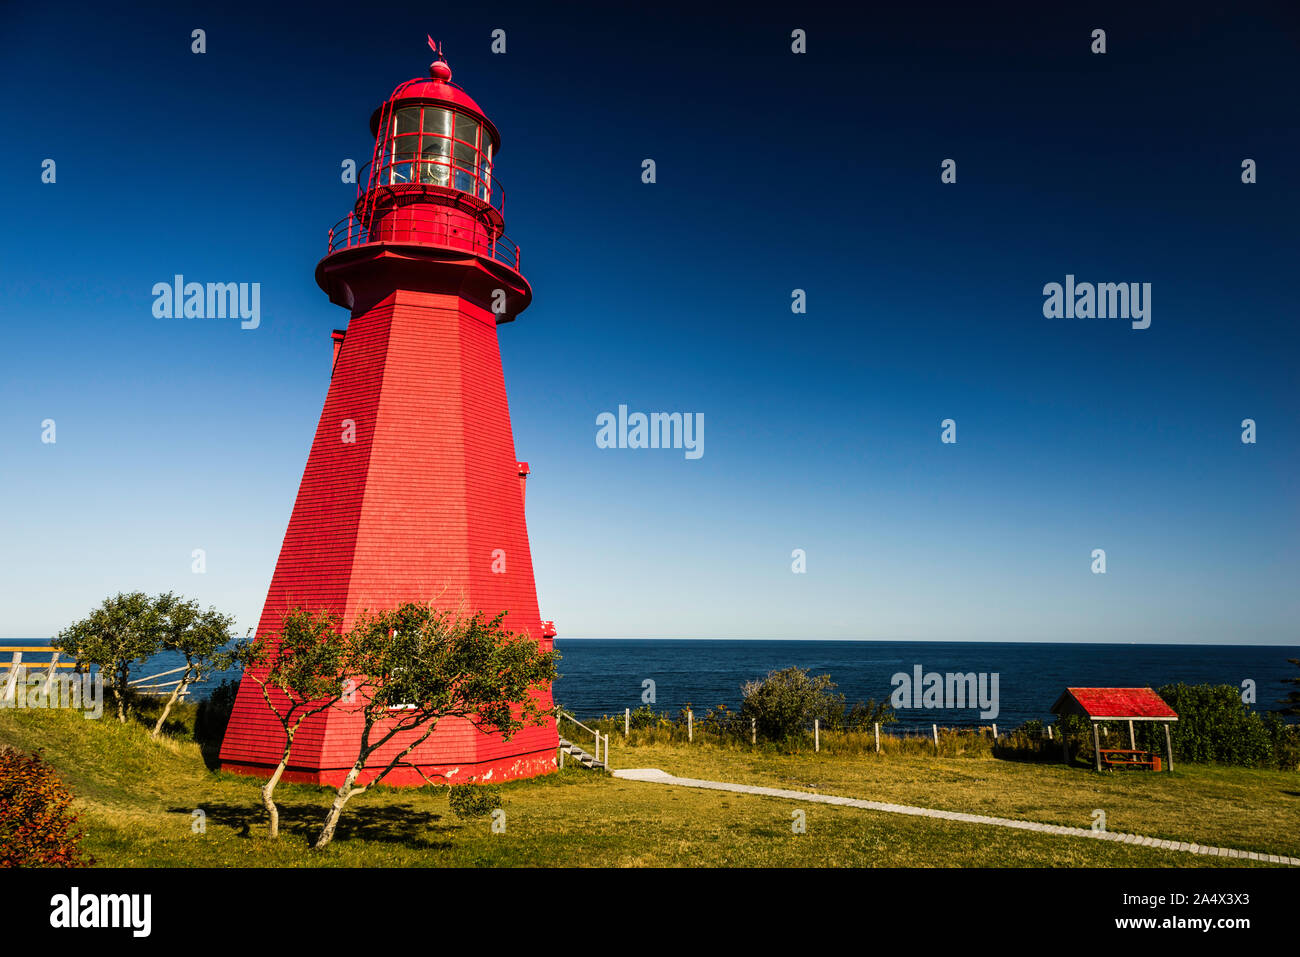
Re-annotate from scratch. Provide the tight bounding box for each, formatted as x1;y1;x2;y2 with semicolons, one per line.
427;35;452;81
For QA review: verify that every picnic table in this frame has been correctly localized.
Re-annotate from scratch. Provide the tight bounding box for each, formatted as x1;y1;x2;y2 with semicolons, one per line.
1098;748;1162;771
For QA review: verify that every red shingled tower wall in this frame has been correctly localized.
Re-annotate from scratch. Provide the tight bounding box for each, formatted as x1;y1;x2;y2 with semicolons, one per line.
219;48;557;785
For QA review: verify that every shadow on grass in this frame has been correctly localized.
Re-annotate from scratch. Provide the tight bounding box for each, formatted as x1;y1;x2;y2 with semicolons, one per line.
168;801;455;848
197;738;224;771
991;746;1071;766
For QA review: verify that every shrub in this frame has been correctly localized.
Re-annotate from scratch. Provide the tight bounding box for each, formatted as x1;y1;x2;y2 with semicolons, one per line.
740;667;840;740
448;783;502;819
701;702;746;738
739;667;896;741
1280;658;1300;716
625;704;673;731
0;747;92;867
1054;713;1097;763
1264;712;1300;771
836;697;896;731
1157;683;1275;767
994;720;1061;762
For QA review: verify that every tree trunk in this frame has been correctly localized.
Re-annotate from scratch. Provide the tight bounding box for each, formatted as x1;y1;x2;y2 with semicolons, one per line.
262;764;286;839
116;662;131;723
151;667;192;739
311;718;445;850
314;762;365;850
262;726;301;839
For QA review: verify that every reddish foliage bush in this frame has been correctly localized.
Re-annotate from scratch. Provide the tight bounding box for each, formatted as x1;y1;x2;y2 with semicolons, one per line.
0;746;92;867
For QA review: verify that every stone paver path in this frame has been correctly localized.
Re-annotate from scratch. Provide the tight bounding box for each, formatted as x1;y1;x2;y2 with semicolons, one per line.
612;767;1299;866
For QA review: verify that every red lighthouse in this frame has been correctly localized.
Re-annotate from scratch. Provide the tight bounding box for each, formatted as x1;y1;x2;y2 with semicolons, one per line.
219;43;557;785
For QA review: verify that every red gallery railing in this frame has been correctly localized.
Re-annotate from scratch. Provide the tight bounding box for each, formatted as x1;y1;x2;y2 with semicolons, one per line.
326;208;521;271
326;158;518;269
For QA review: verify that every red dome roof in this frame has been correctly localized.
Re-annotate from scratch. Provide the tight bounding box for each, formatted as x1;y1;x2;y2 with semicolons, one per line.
368;60;502;152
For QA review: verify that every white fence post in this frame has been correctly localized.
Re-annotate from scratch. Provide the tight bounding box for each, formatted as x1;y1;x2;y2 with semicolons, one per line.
625;707;630;737
42;651;61;695
687;709;693;743
1047;724;1053;740
751;717;756;745
1;652;21;704
932;723;939;752
991;723;998;740
604;733;610;770
874;722;881;753
814;719;820;752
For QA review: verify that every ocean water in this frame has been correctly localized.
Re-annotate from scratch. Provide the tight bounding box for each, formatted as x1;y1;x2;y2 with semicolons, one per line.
5;638;1295;731
549;639;1299;730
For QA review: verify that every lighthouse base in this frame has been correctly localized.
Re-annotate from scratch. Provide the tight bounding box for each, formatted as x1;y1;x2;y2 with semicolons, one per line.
220;748;558;788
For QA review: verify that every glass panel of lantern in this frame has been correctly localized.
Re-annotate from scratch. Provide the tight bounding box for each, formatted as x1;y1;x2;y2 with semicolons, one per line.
391;134;417;184
454;147;476;192
453;114;479;149
452;115;479;193
478;145;493;204
419;108;452;185
419;140;450;185
394;107;420;135
422;107;451;139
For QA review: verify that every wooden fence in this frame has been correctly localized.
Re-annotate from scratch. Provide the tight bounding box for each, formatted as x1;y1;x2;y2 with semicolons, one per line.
0;645;207;703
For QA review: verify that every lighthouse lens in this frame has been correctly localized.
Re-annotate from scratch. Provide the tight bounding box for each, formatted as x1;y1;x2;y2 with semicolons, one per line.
420;139;450;185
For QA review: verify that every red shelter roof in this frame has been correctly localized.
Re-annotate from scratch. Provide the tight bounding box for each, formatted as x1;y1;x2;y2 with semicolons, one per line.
1050;687;1178;721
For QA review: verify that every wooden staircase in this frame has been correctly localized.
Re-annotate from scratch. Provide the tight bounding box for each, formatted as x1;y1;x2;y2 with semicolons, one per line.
556;711;611;773
558;737;605;770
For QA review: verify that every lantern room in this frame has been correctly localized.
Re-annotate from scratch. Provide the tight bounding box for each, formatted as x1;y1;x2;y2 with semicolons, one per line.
378;100;495;200
365;51;503;212
317;43;530;319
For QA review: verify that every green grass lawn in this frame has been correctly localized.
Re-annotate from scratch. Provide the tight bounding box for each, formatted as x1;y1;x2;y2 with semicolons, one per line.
2;707;1295;867
617;740;1300;860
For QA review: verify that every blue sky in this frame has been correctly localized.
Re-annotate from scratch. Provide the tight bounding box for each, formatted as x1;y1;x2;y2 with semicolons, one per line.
1;2;1296;642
